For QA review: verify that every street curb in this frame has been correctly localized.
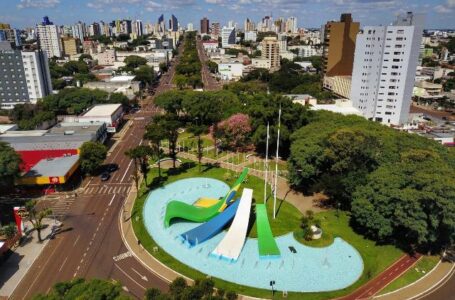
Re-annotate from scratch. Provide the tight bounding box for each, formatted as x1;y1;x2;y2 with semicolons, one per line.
409;263;455;300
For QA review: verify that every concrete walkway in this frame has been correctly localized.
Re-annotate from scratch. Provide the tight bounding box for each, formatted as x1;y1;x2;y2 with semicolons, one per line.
0;219;54;298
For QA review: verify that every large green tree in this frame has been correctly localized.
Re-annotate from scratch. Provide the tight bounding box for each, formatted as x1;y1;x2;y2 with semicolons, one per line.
0;141;21;190
79;141;107;175
125;145;154;189
352;150;455;252
144;121;166;178
124;55;147;69
26;200;52;242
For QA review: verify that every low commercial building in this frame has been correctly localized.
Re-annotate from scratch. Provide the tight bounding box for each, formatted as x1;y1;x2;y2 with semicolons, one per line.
289;45;322;58
288;94;362;116
251;58;271;69
323;76;352;99
84;75;140;101
218;61;244;81
62;103;124;133
202;40;219;51
413;81;444;101
17;155;80;185
94;49;116;66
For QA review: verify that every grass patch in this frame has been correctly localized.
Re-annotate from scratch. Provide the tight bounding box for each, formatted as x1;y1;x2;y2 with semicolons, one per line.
132;161;405;299
225;153;251;165
378;255;440;295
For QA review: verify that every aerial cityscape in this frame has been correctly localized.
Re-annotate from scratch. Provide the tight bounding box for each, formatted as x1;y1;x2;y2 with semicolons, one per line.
0;0;454;300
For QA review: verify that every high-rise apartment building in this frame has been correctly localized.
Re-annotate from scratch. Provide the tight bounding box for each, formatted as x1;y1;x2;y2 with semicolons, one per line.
0;28;21;47
88;22;101;36
200;17;209;34
72;21;86;41
211;22;220;37
187;23;194;31
221;27;235;48
322;13;359;76
244;18;255;32
0;45;52;108
36;16;63;58
286;17;298;34
158;15;165;33
169;15;178;32
62;37;79;56
261;36;280;71
350;12;424;126
132;20;143;37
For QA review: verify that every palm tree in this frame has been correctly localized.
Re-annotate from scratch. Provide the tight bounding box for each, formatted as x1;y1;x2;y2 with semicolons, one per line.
26;200;52;242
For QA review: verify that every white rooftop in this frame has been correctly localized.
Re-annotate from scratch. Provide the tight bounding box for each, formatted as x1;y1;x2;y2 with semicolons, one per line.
110;75;136;83
310;100;362;116
0;124;17;134
83;104;122;117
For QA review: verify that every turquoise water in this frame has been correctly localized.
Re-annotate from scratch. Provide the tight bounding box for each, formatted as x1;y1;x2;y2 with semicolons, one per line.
143;177;364;292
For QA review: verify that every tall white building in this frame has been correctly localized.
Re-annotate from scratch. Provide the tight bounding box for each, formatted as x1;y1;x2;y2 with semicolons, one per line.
221;27;235;48
350;12;424;126
187;23;194;31
132;20;143;37
286;17;298;34
37;23;63;58
21;51;53;103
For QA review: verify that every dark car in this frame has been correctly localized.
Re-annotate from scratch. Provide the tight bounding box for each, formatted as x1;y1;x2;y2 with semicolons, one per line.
100;172;111;181
105;163;119;173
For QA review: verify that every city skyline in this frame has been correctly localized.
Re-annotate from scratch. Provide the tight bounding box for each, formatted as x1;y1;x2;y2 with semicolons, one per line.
2;0;455;29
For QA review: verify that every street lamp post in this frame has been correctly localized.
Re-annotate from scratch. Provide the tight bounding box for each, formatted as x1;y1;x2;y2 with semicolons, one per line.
270;280;275;297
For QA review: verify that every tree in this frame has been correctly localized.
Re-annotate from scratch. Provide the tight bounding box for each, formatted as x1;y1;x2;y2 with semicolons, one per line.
169;277;187;299
78;54;93;61
0;141;21;190
214;113;252;151
155;114;181;168
26;200;52;242
154;90;186;115
144;288;163;300
352;152;455;252
0;223;17;239
125;145;154;190
80;142;107;175
134;65;156;87
159;62;168;73
124;55;147;69
33;278;127;300
144;121;166;179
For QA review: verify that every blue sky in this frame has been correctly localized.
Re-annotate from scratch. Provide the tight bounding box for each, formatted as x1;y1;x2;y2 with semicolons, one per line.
2;0;455;29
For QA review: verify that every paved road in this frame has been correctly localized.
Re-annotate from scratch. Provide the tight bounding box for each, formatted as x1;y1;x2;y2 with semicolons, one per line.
196;37;222;91
9;69;180;300
418;266;455;300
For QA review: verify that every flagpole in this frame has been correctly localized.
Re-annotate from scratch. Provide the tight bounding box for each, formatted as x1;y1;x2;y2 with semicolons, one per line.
263;122;270;204
273;105;281;219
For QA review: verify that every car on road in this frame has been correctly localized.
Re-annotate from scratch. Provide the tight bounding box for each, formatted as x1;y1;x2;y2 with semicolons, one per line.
100;172;111;181
104;163;119;173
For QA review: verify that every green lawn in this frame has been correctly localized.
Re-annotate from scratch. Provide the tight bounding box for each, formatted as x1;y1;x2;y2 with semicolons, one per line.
132;161;405;299
246;160;288;173
378;255;440;295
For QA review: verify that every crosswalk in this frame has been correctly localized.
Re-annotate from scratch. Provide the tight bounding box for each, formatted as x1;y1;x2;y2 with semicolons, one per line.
51;195;76;219
84;184;131;196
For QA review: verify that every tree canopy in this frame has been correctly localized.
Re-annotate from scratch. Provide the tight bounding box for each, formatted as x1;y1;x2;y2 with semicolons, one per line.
0;141;21;190
79;141;107;175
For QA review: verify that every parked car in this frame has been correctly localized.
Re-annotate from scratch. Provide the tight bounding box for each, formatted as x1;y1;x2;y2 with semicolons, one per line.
100;172;111;181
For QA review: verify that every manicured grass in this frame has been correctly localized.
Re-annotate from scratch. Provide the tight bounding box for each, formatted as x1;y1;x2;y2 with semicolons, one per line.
132;161;405;299
378;255;440;295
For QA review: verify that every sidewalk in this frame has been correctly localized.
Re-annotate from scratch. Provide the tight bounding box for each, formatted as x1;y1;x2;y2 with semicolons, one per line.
374;258;455;300
0;219;54;297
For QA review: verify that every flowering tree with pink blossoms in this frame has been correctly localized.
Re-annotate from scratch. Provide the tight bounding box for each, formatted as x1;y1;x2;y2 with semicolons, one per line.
213;113;253;151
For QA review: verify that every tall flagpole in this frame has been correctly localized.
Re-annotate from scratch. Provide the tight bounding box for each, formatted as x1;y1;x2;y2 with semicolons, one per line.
273;105;281;219
263;122;270;204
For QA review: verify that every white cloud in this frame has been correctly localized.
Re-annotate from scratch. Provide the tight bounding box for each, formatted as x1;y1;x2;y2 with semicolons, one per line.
434;0;454;13
17;0;60;9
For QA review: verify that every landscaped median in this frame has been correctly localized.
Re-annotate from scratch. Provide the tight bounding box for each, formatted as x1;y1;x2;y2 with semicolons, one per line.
124;160;444;300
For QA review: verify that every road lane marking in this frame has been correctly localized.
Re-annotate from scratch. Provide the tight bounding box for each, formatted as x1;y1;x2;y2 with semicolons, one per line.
121;159;133;182
22;238;64;299
131;268;148;282
58;256;68;273
114;264;146;290
73;235;80;247
109;194;116;206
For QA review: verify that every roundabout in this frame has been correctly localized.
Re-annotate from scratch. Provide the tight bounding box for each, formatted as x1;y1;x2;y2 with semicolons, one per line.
142;175;364;292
